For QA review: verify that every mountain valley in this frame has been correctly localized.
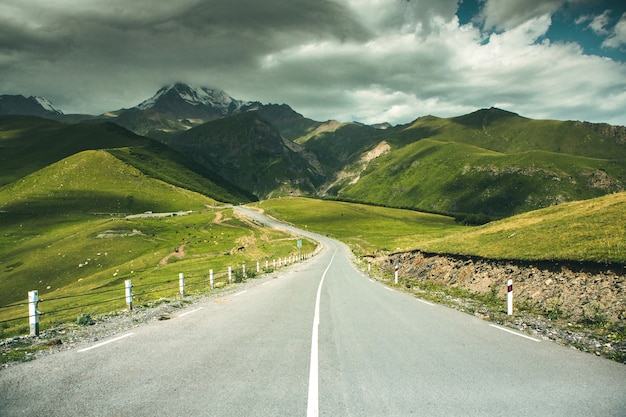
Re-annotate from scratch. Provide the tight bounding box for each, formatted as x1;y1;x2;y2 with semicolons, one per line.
1;84;625;361
2;84;625;220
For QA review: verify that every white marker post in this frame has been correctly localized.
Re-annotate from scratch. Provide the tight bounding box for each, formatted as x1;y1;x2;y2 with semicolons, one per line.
507;279;513;315
297;239;302;261
243;264;246;278
394;264;399;285
125;279;133;310
179;273;185;297
210;269;214;289
257;262;260;274
28;290;40;337
228;266;232;284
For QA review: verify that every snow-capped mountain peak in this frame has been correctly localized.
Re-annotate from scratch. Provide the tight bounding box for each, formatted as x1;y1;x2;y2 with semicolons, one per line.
0;94;63;116
137;83;249;114
32;96;63;115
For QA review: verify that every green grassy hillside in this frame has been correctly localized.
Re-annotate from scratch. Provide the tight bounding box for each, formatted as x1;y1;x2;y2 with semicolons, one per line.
256;197;467;255
0;207;315;339
0;150;215;214
420;191;626;263
296;121;388;174
106;143;255;204
334;109;626;218
0;115;254;204
256;195;625;264
0;120;303;339
338;138;624;217
0;116;147;186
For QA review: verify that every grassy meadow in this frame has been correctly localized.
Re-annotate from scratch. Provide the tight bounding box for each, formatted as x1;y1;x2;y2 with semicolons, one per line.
256;195;626;264
256;197;468;255
0;208;315;338
0;146;311;340
421;192;626;263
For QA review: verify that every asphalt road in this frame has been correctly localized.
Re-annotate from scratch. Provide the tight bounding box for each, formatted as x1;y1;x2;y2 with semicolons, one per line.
1;207;625;416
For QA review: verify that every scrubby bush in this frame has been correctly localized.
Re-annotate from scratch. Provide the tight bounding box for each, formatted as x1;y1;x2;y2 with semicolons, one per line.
544;297;564;320
76;313;95;326
582;302;607;326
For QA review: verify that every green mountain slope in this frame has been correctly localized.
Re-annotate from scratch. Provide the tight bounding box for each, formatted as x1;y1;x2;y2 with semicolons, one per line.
256;193;625;264
0;116;147;186
255;103;323;141
106;143;255;204
400;108;626;158
420;191;626;263
335;109;626;218
0;150;215;214
165;112;325;199
297;121;390;174
0;115;254;204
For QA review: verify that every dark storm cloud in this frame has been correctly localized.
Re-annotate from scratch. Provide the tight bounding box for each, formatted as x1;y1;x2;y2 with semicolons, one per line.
17;0;368;66
0;0;370;114
1;0;625;126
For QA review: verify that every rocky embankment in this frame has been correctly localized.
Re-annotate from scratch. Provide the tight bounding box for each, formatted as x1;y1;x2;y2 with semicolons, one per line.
373;250;625;362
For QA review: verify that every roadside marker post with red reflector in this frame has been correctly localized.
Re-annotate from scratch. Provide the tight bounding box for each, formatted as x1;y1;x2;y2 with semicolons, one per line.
507;279;513;315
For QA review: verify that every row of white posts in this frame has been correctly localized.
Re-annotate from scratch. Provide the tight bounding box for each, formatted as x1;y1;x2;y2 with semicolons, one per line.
28;256;512;337
128;258;304;311
28;256;306;336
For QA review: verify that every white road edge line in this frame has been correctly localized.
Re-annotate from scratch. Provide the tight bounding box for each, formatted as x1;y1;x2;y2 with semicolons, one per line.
489;324;540;342
78;333;134;353
307;248;337;417
178;307;203;318
384;287;395;292
234;290;247;296
415;298;434;306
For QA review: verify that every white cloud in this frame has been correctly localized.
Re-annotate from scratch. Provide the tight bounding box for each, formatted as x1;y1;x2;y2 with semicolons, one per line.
339;0;459;36
602;12;626;48
588;9;612;35
480;0;562;31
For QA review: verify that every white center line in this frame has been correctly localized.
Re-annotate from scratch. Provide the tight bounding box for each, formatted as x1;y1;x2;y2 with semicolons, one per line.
307;249;337;417
78;333;134;352
489;324;540;342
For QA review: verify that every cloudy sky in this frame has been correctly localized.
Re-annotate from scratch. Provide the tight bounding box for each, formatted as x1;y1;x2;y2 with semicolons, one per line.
2;0;625;125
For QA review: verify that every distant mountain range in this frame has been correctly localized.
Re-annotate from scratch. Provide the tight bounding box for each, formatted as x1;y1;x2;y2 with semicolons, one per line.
1;84;625;220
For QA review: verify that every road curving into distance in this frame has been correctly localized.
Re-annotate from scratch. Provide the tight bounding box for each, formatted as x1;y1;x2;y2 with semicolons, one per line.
1;206;624;416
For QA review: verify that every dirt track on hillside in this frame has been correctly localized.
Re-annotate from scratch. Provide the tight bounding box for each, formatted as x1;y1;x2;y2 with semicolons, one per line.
158;243;187;266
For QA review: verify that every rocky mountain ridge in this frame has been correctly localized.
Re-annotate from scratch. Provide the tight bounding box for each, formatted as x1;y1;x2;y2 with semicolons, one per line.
2;84;625;217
